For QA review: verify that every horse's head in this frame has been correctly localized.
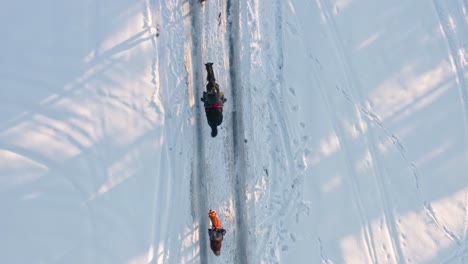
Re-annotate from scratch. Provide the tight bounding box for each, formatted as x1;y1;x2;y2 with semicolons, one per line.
205;63;216;84
205;62;213;70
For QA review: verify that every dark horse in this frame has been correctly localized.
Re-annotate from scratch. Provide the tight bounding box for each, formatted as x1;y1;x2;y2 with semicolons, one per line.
201;63;226;137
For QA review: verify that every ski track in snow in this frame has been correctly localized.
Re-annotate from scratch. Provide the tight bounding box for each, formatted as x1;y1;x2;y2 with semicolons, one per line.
432;1;468;259
144;0;164;116
316;0;410;261
317;0;468;262
318;237;332;264
314;76;378;264
314;1;381;262
143;0;169;262
332;29;405;264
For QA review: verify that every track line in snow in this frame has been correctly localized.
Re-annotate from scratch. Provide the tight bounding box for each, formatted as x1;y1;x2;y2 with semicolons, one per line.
429;0;468;254
318;0;468;260
341;82;464;247
187;0;209;262
327;14;463;260
226;0;249;262
432;0;468;255
143;0;164;116
329;36;405;264
314;1;383;262
318;237;332;264
432;0;468;143
311;67;378;264
142;1;169;262
338;83;467;248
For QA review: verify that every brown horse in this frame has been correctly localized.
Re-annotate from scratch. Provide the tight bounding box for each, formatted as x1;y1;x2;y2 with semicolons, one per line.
201;63;226;137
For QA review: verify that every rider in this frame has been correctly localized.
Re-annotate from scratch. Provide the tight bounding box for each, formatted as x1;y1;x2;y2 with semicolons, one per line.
201;91;227;109
208;209;226;256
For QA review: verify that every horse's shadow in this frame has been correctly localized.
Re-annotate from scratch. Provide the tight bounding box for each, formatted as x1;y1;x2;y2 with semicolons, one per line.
201;63;226;137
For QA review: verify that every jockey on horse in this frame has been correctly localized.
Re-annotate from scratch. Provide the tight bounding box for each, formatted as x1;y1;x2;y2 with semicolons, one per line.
201;63;227;137
208;209;226;256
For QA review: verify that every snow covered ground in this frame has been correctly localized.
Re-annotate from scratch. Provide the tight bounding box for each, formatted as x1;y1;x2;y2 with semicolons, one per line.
1;0;467;263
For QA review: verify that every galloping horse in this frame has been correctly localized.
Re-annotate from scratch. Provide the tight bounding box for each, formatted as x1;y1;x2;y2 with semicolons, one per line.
201;63;226;137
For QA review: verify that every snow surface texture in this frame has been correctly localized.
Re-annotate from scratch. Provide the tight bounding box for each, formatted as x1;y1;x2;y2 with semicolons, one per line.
1;0;468;263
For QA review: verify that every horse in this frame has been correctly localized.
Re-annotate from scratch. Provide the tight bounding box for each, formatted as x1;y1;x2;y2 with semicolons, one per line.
201;63;226;137
208;209;226;256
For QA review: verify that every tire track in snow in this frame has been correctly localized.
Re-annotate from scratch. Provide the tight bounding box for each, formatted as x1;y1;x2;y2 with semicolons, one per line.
241;1;277;261
200;1;245;262
432;0;468;254
186;0;209;262
226;0;249;262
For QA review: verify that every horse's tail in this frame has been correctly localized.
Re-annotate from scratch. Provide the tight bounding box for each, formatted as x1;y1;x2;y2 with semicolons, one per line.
210;125;218;137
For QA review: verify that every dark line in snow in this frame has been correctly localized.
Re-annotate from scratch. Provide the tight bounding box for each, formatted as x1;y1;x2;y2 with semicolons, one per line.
188;0;209;262
226;0;249;262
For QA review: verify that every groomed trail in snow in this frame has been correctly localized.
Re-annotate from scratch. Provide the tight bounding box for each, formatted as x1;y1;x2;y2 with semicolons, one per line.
181;0;308;263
